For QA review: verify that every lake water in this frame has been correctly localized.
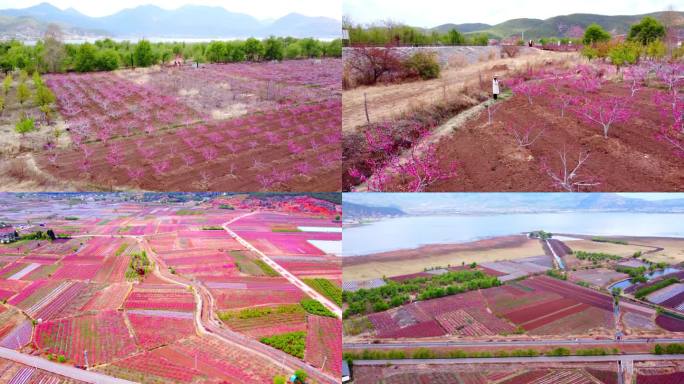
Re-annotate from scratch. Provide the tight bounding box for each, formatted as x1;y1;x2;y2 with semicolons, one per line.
23;36;338;45
609;267;682;291
342;213;684;256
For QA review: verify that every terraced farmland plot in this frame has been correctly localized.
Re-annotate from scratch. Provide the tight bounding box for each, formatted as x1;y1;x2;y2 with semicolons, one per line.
304;315;342;377
124;285;195;312
637;372;684;384
436;308;513;336
211;284;304;310
0;279;30;301
278;259;342;280
646;283;684;304
35;310;137;365
521;276;614;311
81;283;130;311
219;305;307;338
92;253;131;283
0;359;88;384
128;312;196;349
104;336;284;383
38;61;342;192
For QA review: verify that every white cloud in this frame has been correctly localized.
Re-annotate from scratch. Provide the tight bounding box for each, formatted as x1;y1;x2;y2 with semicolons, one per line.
0;0;342;20
343;0;681;27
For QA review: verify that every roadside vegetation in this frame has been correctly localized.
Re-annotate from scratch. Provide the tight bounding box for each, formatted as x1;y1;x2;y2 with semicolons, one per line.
546;269;568;280
254;259;280;277
344;346;619;361
654;343;684;354
303;278;343;306
300;298;336;318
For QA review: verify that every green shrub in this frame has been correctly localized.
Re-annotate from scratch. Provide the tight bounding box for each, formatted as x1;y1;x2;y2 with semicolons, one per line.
16;82;30;104
628;16;666;45
96;49;120;71
260;331;305;358
255;259;279;277
583;23;611;45
133;40;156;67
300;298;336;317
15;116;35;135
608;42;641;70
574;251;621;262
412;348;435;359
303;278;342;306
34;85;55;106
404;52;440;80
635;278;679;299
3;74;12;94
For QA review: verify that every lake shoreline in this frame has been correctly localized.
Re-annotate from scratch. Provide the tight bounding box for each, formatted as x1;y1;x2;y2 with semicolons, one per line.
342;213;684;256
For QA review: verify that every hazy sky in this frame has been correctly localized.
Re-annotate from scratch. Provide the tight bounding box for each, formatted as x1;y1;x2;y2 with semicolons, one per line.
617;193;684;201
344;193;684;210
0;0;342;19
344;0;681;27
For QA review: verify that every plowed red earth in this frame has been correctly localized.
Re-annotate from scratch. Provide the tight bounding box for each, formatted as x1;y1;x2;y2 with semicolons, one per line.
38;105;341;191
430;83;683;191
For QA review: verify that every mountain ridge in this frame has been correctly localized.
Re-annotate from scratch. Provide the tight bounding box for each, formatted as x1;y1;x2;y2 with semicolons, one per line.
428;11;684;39
343;194;684;214
0;2;341;39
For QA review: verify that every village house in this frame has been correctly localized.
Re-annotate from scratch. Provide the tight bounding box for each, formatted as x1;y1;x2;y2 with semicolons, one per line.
0;223;18;244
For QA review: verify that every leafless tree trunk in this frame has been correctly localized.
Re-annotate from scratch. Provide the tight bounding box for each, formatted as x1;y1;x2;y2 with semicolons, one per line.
43;24;66;73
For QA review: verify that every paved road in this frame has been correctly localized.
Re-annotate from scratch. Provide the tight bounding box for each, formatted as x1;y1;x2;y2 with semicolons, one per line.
0;347;135;384
345;337;684;349
353;354;684;365
223;211;342;318
545;239;565;270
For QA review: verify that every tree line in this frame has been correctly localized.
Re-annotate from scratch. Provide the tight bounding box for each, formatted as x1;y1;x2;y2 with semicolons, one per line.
342;269;500;318
343;18;489;46
581;17;682;64
0;25;342;74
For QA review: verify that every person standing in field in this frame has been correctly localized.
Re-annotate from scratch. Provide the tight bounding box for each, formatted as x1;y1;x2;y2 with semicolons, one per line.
492;76;500;100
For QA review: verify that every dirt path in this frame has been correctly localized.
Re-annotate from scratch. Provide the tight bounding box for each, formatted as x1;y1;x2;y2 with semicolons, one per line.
343;50;577;132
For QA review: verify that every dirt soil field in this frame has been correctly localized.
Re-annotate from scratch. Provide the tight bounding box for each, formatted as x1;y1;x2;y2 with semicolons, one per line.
342;235;544;281
429;81;683;191
342;50;577;132
570;268;629;288
614;237;684;265
567;240;658;258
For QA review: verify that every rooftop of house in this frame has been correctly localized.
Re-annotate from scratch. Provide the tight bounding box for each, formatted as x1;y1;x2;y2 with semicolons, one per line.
0;226;15;235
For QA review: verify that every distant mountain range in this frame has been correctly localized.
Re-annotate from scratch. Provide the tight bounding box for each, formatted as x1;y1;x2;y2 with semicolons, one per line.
0;2;341;40
343;193;684;215
429;11;684;40
343;202;405;220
